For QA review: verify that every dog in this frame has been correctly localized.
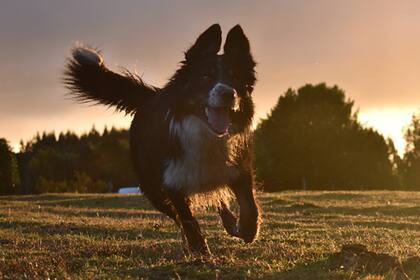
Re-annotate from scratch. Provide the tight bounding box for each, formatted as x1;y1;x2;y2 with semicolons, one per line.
64;24;261;255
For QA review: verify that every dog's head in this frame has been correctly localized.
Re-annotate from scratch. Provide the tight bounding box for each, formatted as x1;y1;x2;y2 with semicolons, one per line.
168;24;256;136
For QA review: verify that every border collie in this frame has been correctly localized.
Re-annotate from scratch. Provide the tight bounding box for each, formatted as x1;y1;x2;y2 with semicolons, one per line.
64;24;261;255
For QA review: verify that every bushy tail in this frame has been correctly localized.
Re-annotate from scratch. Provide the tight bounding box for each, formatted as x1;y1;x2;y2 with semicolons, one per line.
63;46;157;114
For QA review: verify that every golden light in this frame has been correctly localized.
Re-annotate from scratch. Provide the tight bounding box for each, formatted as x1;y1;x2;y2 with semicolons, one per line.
359;107;416;156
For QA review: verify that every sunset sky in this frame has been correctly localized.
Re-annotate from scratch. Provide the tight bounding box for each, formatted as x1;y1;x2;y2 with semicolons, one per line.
1;0;419;155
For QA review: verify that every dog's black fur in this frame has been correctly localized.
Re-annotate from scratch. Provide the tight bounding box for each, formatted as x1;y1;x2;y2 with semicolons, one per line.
64;24;261;255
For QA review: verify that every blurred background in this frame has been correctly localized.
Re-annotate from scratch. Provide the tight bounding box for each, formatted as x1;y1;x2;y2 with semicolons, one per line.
1;0;420;194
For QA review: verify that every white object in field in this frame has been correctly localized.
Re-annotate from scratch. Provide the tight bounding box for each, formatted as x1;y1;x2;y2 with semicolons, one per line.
118;187;142;194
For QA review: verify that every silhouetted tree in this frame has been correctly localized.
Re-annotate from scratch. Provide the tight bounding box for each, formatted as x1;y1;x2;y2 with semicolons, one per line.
0;139;19;194
400;112;420;189
254;83;395;191
387;138;403;186
17;127;136;194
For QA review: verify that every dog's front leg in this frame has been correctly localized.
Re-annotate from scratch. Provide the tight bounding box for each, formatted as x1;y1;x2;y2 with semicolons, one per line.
218;201;240;237
168;191;210;256
230;172;261;243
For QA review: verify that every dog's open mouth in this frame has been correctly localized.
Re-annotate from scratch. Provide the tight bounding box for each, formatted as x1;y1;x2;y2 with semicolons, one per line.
204;106;231;136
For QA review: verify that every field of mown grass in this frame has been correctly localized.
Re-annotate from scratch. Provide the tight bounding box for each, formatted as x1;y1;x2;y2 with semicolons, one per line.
0;191;419;279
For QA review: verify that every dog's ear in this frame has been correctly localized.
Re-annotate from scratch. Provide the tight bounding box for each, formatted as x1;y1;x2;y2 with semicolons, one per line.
185;24;222;61
224;25;251;56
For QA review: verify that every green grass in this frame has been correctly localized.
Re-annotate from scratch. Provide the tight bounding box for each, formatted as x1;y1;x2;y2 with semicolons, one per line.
0;191;419;279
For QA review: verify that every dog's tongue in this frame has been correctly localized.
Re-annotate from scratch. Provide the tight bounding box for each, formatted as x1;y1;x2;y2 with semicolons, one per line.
207;107;230;135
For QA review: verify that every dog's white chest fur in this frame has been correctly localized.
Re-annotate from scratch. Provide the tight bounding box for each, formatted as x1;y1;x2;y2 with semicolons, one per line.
164;116;238;194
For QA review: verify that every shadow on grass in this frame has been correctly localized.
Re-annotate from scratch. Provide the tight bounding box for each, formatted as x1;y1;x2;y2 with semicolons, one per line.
267;203;420;219
129;259;345;280
259;197;291;206
42;195;151;210
266;254;419;280
0;194;151;210
265;259;344;280
0;219;177;240
0;194;91;202
334;220;420;231
289;192;369;201
1;194;153;210
325;205;420;217
41;207;162;220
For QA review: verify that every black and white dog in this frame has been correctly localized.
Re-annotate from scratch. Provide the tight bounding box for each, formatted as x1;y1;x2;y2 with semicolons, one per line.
64;24;261;255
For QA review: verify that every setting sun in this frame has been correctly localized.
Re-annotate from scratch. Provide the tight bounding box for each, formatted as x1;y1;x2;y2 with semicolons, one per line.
359;107;416;156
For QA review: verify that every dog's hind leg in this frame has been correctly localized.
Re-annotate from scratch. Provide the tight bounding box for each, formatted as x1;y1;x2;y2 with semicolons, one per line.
167;191;210;256
144;188;178;222
143;188;191;254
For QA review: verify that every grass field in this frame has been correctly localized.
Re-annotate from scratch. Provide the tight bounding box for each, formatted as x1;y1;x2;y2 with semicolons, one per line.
0;191;419;279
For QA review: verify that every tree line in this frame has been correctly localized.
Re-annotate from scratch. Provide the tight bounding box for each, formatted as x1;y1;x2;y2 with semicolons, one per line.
1;83;419;194
0;127;136;194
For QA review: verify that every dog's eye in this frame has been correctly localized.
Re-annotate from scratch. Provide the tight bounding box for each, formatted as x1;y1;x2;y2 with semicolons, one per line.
228;70;238;82
202;68;216;81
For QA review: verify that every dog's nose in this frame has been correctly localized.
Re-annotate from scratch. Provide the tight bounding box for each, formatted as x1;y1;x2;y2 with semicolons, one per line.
209;82;237;108
214;83;236;104
220;87;236;104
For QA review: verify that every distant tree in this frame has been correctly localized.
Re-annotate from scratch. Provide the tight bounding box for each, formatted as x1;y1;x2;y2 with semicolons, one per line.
400;112;420;189
18;127;136;194
254;83;395;191
387;138;403;186
0;138;20;194
36;171;107;193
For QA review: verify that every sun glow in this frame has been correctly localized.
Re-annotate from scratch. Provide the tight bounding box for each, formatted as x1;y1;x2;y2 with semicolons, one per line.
358;107;416;156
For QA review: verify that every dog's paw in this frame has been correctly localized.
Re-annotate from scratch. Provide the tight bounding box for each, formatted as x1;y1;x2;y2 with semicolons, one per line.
238;223;259;243
238;209;261;243
72;45;103;66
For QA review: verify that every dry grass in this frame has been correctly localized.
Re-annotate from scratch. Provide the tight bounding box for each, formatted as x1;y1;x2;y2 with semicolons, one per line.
0;191;419;279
